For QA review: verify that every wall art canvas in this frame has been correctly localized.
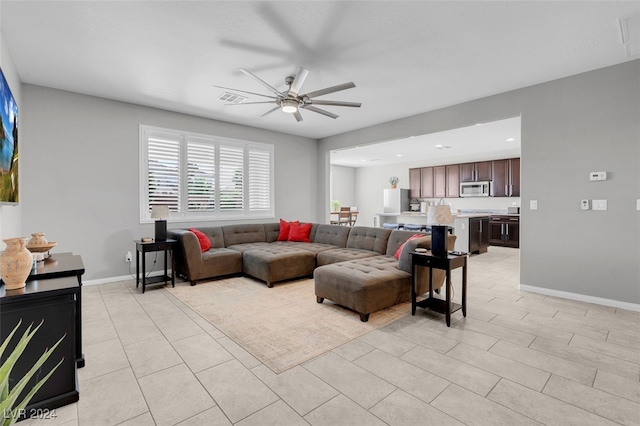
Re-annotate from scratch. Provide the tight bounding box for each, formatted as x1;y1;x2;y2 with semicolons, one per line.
0;67;19;204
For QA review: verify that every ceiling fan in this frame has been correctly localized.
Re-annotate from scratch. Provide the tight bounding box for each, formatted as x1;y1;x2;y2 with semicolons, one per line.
213;67;361;122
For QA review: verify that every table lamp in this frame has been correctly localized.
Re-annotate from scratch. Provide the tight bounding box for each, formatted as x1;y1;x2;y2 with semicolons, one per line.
426;204;453;257
151;205;169;241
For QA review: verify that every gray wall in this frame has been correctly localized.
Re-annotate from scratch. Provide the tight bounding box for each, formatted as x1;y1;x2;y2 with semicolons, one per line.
0;28;23;240
319;60;640;306
329;165;356;210
21;85;318;281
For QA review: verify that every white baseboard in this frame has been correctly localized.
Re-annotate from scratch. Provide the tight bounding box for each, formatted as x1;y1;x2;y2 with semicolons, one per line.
83;270;172;286
519;284;640;312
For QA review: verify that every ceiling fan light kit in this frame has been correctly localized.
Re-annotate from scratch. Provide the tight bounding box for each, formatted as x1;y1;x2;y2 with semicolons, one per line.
280;99;299;113
214;67;361;122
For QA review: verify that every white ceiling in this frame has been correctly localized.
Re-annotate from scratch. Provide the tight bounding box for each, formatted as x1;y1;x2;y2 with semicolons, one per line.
1;1;638;141
331;116;521;168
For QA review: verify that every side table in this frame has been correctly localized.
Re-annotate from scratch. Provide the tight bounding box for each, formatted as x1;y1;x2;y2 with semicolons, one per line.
411;251;467;326
135;239;176;293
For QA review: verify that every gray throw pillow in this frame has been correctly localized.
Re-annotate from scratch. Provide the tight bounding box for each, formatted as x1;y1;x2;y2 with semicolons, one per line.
397;236;432;273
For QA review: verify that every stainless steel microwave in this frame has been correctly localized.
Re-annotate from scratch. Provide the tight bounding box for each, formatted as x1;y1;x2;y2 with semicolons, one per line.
460;181;491;197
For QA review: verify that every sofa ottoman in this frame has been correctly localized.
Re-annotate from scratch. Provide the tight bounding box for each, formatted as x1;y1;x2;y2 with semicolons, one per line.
243;246;316;287
314;256;411;322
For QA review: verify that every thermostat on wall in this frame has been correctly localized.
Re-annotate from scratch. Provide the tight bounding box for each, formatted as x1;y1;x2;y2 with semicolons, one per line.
590;171;607;181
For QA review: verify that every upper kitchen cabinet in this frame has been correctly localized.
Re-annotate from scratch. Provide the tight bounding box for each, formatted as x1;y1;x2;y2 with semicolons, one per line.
409;167;434;198
492;158;520;197
420;167;434;198
459;161;492;182
409;168;421;198
434;165;459;198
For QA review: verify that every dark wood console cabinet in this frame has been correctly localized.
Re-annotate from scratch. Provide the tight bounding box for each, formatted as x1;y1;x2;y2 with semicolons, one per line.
0;277;80;418
489;215;520;247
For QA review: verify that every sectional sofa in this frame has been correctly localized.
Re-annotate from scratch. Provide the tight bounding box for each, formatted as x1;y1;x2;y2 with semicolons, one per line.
168;222;456;321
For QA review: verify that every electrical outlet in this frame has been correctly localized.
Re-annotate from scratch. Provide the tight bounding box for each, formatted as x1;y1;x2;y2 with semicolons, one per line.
125;251;132;263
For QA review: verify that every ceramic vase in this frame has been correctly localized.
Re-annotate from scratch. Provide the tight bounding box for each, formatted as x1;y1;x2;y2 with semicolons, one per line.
28;232;48;245
0;237;33;290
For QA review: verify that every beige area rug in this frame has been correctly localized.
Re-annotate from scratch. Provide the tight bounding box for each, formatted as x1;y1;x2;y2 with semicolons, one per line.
167;276;409;373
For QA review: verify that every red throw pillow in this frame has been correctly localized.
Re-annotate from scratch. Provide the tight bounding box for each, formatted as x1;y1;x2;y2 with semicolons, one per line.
394;234;425;259
277;219;299;241
288;222;312;242
188;228;212;253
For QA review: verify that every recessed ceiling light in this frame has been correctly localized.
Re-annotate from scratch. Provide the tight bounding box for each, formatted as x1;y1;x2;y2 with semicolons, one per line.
435;144;451;150
474;123;483;126
396;154;403;157
506;138;515;142
361;159;366;162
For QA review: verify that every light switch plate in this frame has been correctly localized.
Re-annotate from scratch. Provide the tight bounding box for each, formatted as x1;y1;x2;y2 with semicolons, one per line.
530;200;538;210
637;199;640;211
593;199;607;210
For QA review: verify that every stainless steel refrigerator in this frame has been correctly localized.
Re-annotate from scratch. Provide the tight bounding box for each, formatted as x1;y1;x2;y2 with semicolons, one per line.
383;188;409;213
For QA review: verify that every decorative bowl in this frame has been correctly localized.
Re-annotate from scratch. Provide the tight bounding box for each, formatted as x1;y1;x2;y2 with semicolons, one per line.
26;242;57;253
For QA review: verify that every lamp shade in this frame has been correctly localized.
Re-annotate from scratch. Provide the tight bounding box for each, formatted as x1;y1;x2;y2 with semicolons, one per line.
426;205;453;225
151;205;169;219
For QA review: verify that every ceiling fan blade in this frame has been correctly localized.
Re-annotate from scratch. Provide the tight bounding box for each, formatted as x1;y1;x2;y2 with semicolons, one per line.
302;105;339;119
288;67;309;96
260;106;281;117
303;82;356;99
308;100;361;108
238;68;282;97
225;101;277;106
212;85;278;100
293;110;303;122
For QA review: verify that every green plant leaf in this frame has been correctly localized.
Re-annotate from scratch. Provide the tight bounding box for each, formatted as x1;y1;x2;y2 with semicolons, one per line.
0;321;64;426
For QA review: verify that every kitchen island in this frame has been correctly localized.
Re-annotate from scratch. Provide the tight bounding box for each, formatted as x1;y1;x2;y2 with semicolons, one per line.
376;210;517;254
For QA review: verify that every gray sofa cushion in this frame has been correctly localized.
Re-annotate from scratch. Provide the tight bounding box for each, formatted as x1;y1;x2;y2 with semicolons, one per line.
222;224;267;246
314;256;411;317
346;226;392;255
242;246;316;287
313;224;350;247
316;248;380;266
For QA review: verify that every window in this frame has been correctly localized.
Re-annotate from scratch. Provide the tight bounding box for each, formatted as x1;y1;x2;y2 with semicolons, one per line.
140;125;274;222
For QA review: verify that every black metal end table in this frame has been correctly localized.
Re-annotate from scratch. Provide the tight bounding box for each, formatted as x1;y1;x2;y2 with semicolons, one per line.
135;239;176;293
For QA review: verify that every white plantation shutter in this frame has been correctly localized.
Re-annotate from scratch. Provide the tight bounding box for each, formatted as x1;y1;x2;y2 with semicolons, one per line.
140;125;273;221
187;138;216;212
248;146;271;211
218;145;244;211
146;130;181;213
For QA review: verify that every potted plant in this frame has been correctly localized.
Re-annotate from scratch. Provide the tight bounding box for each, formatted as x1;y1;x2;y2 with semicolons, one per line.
0;320;64;425
389;176;399;188
331;200;341;212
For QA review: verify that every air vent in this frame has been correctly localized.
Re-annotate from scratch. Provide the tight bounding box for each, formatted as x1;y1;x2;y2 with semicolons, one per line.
218;92;248;104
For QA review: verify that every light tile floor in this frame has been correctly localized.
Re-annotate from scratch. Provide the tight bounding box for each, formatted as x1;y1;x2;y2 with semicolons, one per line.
25;247;640;426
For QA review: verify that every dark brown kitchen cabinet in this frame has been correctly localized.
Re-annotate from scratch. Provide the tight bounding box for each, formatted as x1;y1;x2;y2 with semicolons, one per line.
434;165;460;198
446;164;459;197
489;215;520;247
420;167;434;198
460;161;492;182
433;166;446;198
469;217;490;254
492;158;520;197
409;168;421;198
